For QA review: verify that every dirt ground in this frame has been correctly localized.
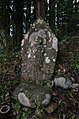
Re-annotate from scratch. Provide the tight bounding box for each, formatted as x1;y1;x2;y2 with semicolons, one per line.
0;39;79;119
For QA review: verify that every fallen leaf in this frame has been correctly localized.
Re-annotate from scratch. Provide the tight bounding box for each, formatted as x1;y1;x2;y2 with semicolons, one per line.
46;102;58;113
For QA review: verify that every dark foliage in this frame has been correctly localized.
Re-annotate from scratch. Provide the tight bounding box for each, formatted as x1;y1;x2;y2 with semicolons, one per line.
0;0;79;48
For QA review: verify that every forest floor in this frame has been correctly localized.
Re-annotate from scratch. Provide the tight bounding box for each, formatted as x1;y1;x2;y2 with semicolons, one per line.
0;37;79;119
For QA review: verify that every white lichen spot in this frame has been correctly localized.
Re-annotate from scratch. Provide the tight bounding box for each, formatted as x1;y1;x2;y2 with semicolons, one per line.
30;41;34;47
44;45;46;47
23;70;26;73
20;89;22;91
24;34;28;39
48;31;51;37
42;50;43;52
38;29;46;39
53;58;56;62
56;49;58;52
45;29;47;31
27;49;32;58
33;50;35;53
33;55;36;58
21;39;24;46
28;53;31;58
39;40;42;43
52;56;54;59
18;93;31;107
27;49;31;54
32;26;35;29
30;24;32;26
37;18;43;24
35;28;37;31
22;63;24;66
41;68;43;71
22;47;23;51
43;39;46;44
49;38;52;42
33;49;37;53
29;32;38;47
45;57;51;64
44;53;47;56
47;47;52;50
52;37;58;51
32;23;35;27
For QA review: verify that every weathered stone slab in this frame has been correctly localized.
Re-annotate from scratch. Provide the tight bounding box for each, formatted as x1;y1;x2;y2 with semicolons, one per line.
21;17;58;81
13;17;58;107
13;83;52;108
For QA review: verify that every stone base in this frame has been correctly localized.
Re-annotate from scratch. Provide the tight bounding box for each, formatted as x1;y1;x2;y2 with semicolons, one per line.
13;83;52;108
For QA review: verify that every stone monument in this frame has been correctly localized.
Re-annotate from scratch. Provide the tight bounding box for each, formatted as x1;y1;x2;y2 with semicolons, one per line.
13;17;58;108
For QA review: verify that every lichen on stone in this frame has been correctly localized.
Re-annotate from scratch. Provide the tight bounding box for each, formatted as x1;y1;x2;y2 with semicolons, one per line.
44;53;47;56
18;92;31;107
53;58;56;62
45;57;51;64
38;29;46;39
43;39;46;44
52;37;58;51
36;18;43;24
24;33;29;39
21;39;24;46
14;17;58;108
28;53;31;58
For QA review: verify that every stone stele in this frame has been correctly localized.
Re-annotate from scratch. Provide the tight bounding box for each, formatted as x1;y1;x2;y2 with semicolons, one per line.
21;17;58;81
13;17;58;108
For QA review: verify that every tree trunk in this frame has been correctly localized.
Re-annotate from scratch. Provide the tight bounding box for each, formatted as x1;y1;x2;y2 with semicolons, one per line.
49;0;55;31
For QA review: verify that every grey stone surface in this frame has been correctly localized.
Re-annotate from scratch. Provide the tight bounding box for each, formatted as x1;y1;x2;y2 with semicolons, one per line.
14;17;58;107
13;83;52;108
21;17;58;81
18;92;31;107
54;77;73;89
54;77;79;89
42;94;51;106
70;83;79;89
